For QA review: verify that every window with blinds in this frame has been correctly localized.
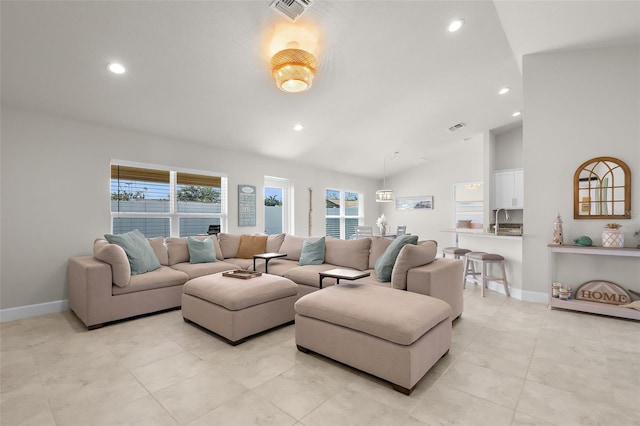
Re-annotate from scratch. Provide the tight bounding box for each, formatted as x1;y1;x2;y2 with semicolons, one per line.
325;189;363;239
111;163;227;237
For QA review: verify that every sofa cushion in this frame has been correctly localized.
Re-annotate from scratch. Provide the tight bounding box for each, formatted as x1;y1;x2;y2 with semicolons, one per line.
171;260;239;280
368;236;392;269
188;236;217;264
278;235;305;261
112;266;189;295
374;235;419;282
284;264;340;287
166;236;224;265
236;235;268;259
104;229;161;276
391;241;438;290
148;237;169;266
299;237;326;266
218;233;242;258
266;233;286;253
93;238;131;287
325;237;371;271
294;283;451;345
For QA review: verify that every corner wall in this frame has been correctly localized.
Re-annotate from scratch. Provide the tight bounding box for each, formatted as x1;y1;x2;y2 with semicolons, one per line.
0;107;378;313
523;45;640;295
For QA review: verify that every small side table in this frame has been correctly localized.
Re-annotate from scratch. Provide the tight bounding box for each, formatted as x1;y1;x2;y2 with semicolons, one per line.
318;268;371;289
253;252;287;274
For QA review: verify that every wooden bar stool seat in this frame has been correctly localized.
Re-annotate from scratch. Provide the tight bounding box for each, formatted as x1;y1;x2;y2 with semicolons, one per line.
463;252;509;297
442;247;471;259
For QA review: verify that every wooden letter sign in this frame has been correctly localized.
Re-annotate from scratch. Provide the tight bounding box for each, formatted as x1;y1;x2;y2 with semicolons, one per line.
575;280;631;305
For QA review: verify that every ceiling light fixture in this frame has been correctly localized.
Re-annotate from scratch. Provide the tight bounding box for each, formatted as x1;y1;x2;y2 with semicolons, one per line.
376;152;399;203
448;19;464;32
293;124;304;131
107;62;126;74
270;42;317;93
512;111;522;117
499;87;510;95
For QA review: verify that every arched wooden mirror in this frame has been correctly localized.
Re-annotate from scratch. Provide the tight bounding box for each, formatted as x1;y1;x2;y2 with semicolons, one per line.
574;157;631;219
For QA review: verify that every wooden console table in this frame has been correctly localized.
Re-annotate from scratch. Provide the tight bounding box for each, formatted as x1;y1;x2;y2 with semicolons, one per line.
547;244;640;320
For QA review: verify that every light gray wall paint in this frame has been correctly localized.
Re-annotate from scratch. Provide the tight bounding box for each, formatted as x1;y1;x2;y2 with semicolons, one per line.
0;107;378;309
494;125;523;170
523;45;640;295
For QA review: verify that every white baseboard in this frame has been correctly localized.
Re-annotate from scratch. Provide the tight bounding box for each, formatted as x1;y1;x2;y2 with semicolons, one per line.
0;299;69;323
486;282;548;304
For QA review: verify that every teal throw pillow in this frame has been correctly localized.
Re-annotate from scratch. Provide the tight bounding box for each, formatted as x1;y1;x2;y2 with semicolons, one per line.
374;235;419;282
104;229;161;275
299;237;326;266
188;236;217;264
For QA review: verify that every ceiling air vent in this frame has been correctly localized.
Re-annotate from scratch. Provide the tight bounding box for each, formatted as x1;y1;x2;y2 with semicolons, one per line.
269;0;314;21
448;122;466;132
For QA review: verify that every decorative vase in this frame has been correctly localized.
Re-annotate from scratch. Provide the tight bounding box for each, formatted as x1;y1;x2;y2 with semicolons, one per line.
602;228;624;248
379;225;386;236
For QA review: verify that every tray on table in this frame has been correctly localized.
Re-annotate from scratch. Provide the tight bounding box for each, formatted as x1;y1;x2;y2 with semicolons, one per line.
222;270;263;280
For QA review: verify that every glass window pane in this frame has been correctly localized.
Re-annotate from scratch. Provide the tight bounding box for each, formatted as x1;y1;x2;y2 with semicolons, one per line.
326;189;340;216
345;218;358;240
325;218;340;239
112;217;170;238
177;184;221;214
179;217;220;237
345;192;359;216
110;180;170;213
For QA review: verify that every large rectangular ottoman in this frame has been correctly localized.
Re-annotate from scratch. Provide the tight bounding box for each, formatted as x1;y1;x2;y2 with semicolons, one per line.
182;272;299;345
295;283;451;395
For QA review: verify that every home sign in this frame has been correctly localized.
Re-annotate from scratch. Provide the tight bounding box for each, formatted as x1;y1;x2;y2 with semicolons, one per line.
575;280;631;305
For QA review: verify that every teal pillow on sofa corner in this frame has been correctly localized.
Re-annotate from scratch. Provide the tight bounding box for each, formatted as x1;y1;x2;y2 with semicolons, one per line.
188;236;217;264
104;229;161;275
299;237;326;266
374;235;419;282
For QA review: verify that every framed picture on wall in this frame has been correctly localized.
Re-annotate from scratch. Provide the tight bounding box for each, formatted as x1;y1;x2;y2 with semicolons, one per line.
238;184;256;226
396;196;433;211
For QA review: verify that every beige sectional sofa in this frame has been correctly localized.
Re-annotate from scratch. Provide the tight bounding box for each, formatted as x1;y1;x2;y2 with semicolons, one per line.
68;233;463;329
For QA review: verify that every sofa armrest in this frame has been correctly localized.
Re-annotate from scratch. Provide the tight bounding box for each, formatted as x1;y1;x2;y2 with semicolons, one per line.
68;256;113;328
406;258;463;320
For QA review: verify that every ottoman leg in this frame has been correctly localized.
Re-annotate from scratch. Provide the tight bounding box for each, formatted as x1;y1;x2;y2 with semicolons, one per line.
392;384;414;395
297;344;310;353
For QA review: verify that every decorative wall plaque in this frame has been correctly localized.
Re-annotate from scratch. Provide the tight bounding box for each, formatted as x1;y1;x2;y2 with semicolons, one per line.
575;280;631;305
238;184;256;227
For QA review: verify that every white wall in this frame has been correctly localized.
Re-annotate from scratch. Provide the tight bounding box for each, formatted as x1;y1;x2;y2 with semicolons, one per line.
378;133;485;248
0;107;378;311
493;125;523;170
523;45;640;295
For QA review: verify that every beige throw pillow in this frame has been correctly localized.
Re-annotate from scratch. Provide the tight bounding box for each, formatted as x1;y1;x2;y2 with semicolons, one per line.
218;233;242;258
391;241;438;290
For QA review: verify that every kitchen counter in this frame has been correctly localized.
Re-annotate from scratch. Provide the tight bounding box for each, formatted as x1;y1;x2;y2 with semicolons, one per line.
443;229;523;240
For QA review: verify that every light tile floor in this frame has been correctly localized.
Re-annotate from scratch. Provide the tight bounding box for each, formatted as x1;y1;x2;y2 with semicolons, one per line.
1;286;639;426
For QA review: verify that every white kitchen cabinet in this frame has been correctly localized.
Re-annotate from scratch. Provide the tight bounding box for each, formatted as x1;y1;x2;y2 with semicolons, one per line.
494;169;524;209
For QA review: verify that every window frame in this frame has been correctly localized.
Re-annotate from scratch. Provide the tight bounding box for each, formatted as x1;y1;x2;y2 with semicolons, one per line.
325;188;364;239
110;160;228;237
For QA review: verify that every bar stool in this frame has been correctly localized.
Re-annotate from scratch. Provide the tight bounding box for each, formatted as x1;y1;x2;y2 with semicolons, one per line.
442;247;471;259
463;252;509;297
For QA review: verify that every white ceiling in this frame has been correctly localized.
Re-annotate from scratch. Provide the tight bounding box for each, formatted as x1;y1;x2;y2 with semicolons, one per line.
2;1;638;179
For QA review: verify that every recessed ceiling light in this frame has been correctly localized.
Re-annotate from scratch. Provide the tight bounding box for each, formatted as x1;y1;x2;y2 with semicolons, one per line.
448;19;464;32
499;87;510;95
293;124;304;131
107;62;126;74
512;111;522;117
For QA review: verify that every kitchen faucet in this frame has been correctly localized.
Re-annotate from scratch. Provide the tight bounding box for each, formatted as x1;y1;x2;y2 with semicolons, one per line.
495;208;510;235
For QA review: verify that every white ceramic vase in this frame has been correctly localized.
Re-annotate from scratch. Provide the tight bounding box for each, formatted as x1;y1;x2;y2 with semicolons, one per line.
602;229;624;248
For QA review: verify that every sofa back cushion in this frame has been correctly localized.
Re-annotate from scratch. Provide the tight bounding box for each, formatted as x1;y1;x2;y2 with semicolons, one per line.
148;237;169;266
166;236;224;265
218;233;242;258
266;233;286;253
325;237;371;271
368;236;392;269
236;235;268;259
278;235;306;261
391;241;438;289
374;235;419;282
93;238;131;287
104;229;161;276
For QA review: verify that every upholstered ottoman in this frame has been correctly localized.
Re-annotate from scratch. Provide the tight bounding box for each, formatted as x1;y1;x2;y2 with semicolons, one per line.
295;283;451;395
182;272;298;345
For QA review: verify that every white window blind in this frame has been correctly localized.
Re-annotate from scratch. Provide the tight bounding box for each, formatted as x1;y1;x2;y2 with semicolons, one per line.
325;189;363;239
